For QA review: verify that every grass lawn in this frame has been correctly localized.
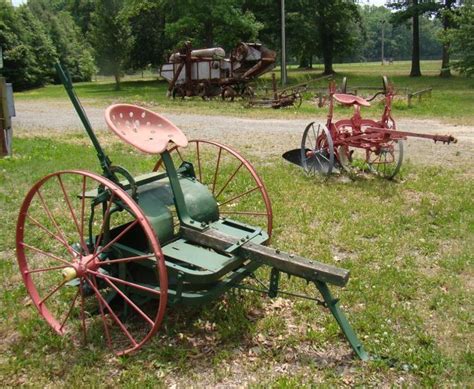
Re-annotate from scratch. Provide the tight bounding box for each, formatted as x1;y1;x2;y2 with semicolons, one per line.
0;130;472;386
14;60;474;124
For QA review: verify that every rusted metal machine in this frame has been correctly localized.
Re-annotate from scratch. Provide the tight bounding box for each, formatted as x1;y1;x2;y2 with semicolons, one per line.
248;73;332;109
283;77;457;179
160;42;276;100
16;64;368;359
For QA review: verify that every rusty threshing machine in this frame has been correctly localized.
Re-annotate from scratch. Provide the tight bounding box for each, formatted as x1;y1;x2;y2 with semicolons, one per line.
16;64;368;359
160;42;276;100
284;77;457;179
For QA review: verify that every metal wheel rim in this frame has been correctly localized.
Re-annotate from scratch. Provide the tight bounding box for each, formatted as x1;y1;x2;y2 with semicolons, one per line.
367;140;404;179
300;122;334;176
16;170;168;355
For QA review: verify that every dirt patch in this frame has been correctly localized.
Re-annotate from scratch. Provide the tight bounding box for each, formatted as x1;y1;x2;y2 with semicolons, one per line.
13;100;474;168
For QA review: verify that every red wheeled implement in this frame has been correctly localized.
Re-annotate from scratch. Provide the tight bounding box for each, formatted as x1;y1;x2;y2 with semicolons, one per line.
284;77;457;179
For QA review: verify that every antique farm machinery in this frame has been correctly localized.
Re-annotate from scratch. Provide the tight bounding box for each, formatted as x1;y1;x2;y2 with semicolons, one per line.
283;77;457;179
160;42;276;100
16;64;368;359
248;73;333;109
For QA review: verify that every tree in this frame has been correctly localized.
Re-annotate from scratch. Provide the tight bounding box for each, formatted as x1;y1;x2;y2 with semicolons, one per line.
89;0;132;90
28;0;96;82
437;0;461;78
0;4;57;90
164;0;263;51
450;3;474;76
123;0;169;69
313;0;363;74
286;0;319;68
389;0;438;77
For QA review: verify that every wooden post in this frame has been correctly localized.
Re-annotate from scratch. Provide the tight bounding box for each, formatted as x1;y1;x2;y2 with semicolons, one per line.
0;77;12;156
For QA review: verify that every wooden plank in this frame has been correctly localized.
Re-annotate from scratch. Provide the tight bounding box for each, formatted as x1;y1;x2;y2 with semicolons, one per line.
181;226;349;287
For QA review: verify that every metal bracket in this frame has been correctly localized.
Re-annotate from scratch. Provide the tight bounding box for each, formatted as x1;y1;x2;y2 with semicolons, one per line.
224;228;262;254
268;268;280;298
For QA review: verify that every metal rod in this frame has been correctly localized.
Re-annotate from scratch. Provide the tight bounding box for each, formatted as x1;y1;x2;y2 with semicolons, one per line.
55;63;113;177
281;0;287;85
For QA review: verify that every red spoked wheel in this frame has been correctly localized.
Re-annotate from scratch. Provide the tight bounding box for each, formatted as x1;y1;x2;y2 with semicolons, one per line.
16;170;168;355
153;140;273;238
366;139;404;179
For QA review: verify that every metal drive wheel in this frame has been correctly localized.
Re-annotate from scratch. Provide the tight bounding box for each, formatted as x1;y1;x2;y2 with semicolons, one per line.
300;122;334;176
153;140;273;238
16;170;168;355
367;140;404;179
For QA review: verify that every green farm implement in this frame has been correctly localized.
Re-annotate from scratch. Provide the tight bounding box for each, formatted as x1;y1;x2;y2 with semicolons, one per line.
16;64;368;359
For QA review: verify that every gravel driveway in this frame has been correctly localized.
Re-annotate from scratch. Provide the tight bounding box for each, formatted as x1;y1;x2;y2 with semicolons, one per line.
13;100;473;167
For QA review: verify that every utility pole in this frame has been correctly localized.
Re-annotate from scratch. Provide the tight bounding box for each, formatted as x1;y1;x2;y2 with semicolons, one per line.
381;19;385;66
281;0;287;85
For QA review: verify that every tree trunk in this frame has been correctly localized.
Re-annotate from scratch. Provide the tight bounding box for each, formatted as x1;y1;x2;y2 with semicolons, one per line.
410;0;422;77
299;55;309;69
114;73;121;91
440;41;451;78
439;1;453;78
323;53;334;75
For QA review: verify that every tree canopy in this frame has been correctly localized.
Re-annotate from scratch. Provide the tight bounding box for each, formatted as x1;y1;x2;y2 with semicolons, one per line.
0;0;471;90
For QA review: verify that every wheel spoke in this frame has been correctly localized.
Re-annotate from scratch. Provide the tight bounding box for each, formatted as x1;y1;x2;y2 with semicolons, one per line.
85;276;139;347
101;254;154;265
91;219;139;261
79;278;87;342
57;174;89;255
25;214;79;257
211;147;222;195
38;278;69;306
59;288;81;330
101;276;155;327
218;186;260;207
88;269;162;297
92;193;116;257
24;264;69;275
36;189;76;257
215;162;244;199
196;141;202;182
20;242;73;267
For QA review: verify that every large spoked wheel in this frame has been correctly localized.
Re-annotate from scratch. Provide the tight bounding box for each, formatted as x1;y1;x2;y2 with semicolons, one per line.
153;140;273;238
300;122;334;176
16;170;168;355
367;140;404;179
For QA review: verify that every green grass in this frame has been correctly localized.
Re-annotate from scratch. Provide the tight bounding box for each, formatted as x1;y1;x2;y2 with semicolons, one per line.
0;133;472;386
15;60;474;123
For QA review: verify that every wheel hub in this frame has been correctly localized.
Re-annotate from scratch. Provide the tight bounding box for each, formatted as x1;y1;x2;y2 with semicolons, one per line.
62;254;100;280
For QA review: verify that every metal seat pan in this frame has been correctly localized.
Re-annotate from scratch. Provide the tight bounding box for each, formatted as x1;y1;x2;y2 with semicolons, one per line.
105;104;188;154
333;93;371;107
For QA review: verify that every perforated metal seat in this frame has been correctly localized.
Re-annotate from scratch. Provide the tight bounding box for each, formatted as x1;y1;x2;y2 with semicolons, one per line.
105;104;188;154
333;93;371;107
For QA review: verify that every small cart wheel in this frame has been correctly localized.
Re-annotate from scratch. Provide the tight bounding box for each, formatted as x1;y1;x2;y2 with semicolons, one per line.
153;140;273;239
16;170;168;355
241;85;255;100
172;86;186;100
300;122;334;176
294;92;303;108
221;86;236;102
367;139;404;179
